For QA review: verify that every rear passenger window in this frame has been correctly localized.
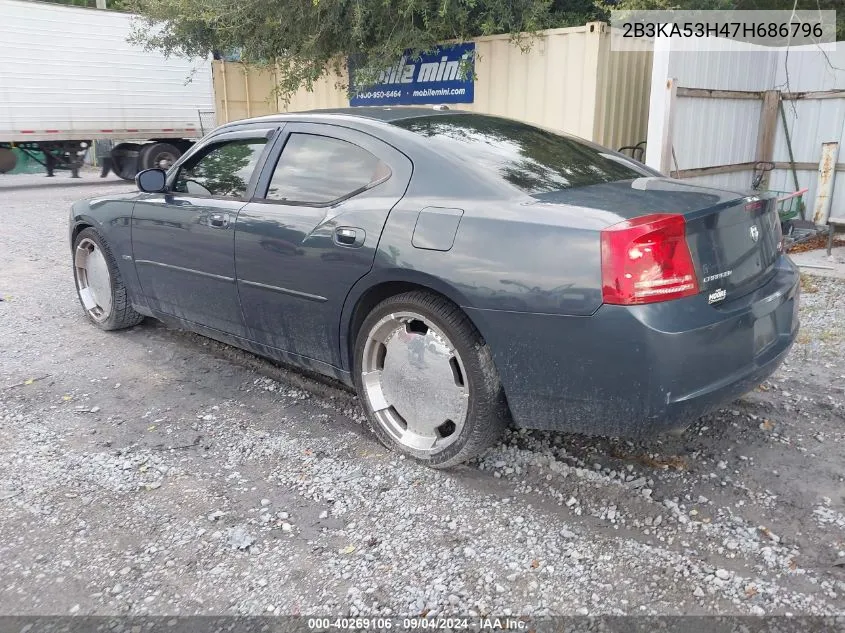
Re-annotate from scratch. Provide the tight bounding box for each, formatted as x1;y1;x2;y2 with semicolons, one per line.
174;138;267;198
393;114;654;196
265;133;390;204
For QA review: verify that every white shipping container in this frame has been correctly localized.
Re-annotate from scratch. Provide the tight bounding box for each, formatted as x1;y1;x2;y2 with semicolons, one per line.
0;0;214;143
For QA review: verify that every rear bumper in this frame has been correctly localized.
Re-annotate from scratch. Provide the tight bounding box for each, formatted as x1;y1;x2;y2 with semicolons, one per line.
467;256;799;437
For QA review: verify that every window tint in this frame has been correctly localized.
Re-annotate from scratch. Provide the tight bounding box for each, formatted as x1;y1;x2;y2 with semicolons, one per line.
174;138;267;198
392;114;653;195
266;133;389;204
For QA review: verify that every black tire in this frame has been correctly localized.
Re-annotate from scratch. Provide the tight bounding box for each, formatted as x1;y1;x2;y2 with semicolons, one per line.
110;143;142;181
0;147;18;173
353;291;509;468
72;228;144;331
139;142;181;171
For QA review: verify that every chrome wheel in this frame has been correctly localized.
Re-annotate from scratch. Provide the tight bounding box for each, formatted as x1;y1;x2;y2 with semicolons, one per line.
360;311;469;455
74;237;112;322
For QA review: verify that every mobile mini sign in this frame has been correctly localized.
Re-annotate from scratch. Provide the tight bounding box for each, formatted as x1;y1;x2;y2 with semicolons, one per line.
349;43;475;107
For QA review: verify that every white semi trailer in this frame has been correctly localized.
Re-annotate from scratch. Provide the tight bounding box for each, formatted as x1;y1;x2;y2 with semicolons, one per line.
0;0;215;179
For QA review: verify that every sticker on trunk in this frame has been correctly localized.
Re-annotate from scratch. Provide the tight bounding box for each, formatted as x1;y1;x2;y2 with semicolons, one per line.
708;288;727;304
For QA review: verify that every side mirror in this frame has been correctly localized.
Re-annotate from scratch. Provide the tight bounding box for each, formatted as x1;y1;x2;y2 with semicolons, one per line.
136;168;167;193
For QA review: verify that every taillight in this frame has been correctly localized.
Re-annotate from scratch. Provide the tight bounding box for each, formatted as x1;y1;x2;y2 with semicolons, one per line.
745;200;766;213
601;214;699;305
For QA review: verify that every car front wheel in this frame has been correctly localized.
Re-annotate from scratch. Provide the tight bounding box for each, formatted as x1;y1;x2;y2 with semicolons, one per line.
354;291;508;468
72;227;144;331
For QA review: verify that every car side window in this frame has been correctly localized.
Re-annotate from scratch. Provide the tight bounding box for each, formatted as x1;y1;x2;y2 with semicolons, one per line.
173;138;267;198
265;133;390;204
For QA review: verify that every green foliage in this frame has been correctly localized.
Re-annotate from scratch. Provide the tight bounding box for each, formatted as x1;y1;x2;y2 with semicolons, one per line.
544;0;609;29
126;0;843;103
125;0;598;102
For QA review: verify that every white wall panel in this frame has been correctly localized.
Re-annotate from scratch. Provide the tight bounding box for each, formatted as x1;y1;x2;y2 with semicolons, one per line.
647;35;845;216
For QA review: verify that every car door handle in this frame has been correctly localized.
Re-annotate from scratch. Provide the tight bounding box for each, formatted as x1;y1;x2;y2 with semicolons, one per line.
209;213;230;228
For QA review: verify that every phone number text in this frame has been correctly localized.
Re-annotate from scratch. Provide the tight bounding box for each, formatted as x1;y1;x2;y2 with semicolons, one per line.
353;90;403;100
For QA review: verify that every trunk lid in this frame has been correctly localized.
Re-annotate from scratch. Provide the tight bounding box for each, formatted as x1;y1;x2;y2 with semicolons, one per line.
685;193;781;303
532;177;782;303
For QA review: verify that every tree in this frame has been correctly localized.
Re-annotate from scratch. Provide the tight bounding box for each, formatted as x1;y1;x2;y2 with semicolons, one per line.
127;0;842;104
125;0;601;102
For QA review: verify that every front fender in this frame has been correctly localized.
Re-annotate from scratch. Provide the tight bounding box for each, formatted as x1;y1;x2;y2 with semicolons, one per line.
69;195;147;313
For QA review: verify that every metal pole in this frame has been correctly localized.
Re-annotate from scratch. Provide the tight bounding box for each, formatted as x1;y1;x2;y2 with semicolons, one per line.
659;78;678;176
813;141;840;226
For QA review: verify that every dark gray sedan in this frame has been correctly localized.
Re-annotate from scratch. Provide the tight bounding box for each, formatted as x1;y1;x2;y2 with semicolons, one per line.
70;108;799;467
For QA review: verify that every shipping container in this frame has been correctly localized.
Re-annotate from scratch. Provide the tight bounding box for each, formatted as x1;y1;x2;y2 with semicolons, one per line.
212;23;653;152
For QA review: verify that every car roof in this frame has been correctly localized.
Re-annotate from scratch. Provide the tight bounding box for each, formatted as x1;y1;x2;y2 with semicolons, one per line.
221;106;471;129
297;106;469;122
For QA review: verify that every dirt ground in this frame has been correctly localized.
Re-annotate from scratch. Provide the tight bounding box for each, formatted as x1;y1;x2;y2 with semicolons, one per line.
1;173;844;617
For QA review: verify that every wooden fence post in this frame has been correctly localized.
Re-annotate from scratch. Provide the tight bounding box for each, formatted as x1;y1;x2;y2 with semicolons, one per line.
755;90;780;189
219;62;230;123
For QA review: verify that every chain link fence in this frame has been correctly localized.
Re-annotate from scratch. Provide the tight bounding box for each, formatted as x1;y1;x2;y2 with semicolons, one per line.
198;110;217;136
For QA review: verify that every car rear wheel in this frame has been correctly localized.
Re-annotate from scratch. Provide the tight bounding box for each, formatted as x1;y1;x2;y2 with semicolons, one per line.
354;291;508;468
73;228;144;331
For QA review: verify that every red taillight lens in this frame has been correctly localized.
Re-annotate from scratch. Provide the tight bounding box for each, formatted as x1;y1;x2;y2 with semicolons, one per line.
601;214;699;305
745;200;767;213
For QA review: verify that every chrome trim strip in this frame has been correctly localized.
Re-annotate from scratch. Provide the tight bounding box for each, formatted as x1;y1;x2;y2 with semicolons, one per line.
239;279;327;303
134;259;235;283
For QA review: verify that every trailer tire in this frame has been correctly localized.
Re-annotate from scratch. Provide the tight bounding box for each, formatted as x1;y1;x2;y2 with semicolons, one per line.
111;143;142;181
139;142;181;171
0;147;17;173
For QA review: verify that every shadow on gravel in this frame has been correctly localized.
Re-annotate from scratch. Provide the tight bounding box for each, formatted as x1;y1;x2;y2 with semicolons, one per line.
0;177;133;192
133;317;769;471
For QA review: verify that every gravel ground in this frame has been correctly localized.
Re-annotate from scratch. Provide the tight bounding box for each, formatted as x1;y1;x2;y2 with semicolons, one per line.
1;173;844;617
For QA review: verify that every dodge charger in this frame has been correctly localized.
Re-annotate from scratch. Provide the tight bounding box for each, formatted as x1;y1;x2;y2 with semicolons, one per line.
69;108;800;467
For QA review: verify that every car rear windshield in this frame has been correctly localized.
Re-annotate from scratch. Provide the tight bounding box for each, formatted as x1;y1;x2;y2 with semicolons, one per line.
392;114;654;195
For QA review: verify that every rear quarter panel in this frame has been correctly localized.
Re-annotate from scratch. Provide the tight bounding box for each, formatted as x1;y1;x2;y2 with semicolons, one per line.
372;195;617;316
